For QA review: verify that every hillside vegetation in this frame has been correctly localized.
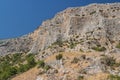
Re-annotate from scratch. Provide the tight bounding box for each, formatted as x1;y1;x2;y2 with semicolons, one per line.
0;53;36;80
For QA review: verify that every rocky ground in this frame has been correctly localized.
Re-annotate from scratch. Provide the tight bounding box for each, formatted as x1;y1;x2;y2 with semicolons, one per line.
12;51;120;80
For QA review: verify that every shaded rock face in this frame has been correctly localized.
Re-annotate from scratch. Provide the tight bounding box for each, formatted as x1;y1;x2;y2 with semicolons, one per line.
0;35;33;55
0;3;120;55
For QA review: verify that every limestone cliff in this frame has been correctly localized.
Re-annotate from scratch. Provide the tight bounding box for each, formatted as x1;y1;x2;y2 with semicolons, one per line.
0;3;120;56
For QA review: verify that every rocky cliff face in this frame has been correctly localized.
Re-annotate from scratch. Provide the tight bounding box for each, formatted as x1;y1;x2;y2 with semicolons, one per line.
0;35;33;55
1;3;120;56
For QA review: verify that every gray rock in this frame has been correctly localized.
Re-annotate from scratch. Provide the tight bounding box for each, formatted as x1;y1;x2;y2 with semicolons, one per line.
0;3;120;57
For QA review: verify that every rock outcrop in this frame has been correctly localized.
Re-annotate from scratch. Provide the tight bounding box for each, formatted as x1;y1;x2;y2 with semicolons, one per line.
1;3;120;56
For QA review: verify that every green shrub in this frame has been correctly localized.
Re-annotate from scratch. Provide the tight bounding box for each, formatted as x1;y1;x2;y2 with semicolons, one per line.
11;53;22;64
0;53;37;80
56;54;63;60
8;67;18;75
44;65;51;71
101;56;116;67
71;57;79;63
26;54;34;59
92;46;106;51
90;11;96;15
116;43;120;49
52;40;63;47
80;49;84;52
75;14;80;16
18;64;29;73
108;75;120;80
52;35;63;47
37;60;51;71
0;72;11;80
0;66;18;80
27;55;36;68
38;60;45;68
69;41;77;49
77;75;84;80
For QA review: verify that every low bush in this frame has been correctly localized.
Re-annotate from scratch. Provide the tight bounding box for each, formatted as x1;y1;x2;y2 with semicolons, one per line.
56;54;63;60
52;38;63;47
70;42;75;49
80;49;84;52
101;56;116;67
38;60;51;71
108;75;120;80
116;43;120;49
38;60;45;68
44;65;51;71
18;64;29;73
90;11;96;15
0;53;36;80
71;57;79;63
75;14;80;16
27;55;36;68
92;46;106;51
77;75;84;80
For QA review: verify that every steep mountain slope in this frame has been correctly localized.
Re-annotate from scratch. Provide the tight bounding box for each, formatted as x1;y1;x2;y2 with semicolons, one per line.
0;3;120;80
0;3;120;56
27;3;120;55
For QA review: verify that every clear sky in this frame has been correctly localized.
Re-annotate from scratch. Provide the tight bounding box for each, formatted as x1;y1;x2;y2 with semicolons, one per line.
0;0;119;39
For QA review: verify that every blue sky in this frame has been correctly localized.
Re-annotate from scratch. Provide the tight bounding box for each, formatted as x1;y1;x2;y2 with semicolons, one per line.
0;0;119;39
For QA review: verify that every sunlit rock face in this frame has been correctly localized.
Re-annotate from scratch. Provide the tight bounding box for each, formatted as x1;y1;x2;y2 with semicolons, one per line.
0;3;120;55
